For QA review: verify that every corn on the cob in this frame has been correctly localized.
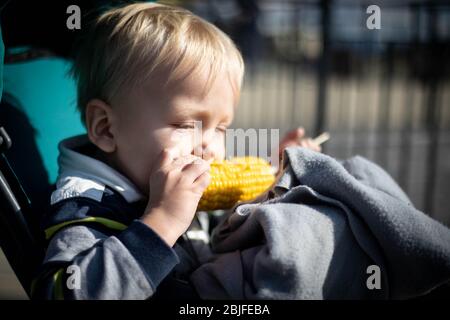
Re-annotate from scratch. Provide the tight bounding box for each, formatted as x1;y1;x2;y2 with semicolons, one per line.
198;156;275;211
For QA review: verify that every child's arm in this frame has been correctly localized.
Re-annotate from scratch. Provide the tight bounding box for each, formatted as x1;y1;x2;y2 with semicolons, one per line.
33;220;179;300
140;149;211;246
33;149;210;300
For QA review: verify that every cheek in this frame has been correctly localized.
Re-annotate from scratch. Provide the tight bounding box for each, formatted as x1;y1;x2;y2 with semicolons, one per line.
166;130;196;156
114;125;167;194
208;134;226;160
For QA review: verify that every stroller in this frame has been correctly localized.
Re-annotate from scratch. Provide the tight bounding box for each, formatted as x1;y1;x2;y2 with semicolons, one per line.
0;22;84;297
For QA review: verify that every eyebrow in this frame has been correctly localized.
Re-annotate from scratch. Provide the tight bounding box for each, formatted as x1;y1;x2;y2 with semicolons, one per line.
172;105;209;118
172;104;233;123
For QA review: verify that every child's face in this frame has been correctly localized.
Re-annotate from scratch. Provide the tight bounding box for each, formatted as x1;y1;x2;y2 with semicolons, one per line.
109;68;237;195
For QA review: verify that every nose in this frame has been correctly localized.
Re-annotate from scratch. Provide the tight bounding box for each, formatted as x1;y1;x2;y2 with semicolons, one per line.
192;127;216;160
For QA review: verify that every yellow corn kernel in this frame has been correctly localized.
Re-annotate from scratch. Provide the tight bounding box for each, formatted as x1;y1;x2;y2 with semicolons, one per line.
198;157;275;211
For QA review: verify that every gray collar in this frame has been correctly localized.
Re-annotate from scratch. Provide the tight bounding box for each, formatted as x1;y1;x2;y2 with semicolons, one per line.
51;134;144;205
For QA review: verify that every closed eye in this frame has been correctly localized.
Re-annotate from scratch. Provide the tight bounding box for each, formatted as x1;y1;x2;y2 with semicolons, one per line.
216;126;228;133
172;122;196;130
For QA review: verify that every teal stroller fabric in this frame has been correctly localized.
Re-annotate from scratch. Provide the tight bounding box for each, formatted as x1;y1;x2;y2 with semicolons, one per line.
0;23;4;101
2;54;85;183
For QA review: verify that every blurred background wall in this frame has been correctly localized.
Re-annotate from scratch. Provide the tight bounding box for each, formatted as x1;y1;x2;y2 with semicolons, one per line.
176;0;450;226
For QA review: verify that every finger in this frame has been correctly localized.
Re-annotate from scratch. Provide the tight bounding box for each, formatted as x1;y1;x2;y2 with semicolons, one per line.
308;140;322;152
151;148;176;174
202;148;215;163
295;129;308;144
303;139;321;152
296;127;305;138
181;158;210;183
170;154;206;171
282;127;304;143
291;128;305;144
171;154;198;167
299;140;309;148
305;139;315;148
193;170;211;191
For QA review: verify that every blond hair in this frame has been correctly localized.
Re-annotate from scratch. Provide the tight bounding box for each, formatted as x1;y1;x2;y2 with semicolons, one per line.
72;2;244;124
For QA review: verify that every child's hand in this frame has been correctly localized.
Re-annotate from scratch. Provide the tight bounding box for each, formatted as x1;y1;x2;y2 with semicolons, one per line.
141;149;211;246
279;127;322;157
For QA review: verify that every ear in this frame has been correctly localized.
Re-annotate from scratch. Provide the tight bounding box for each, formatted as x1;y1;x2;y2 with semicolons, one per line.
85;99;116;153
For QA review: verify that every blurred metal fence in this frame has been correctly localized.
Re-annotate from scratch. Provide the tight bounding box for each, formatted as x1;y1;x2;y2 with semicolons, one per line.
183;0;450;224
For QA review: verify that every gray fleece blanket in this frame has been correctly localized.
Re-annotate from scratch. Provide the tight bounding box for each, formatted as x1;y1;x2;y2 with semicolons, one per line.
190;147;450;299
